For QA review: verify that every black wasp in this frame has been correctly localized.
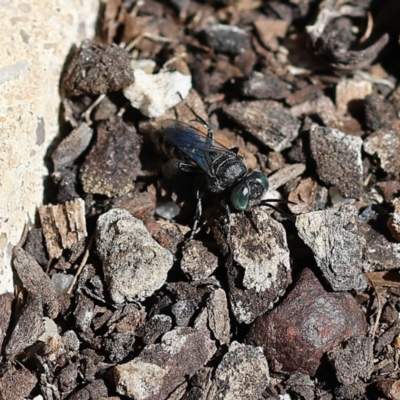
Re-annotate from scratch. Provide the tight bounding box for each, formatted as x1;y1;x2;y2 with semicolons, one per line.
152;95;292;240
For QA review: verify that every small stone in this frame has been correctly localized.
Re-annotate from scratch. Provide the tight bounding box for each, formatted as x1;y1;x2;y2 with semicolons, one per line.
211;342;269;399
291;93;341;129
103;333;136;363
309;124;363;198
364;94;398;131
52;123;93;171
207;289;230;345
67;380;109;400
364;129;400;175
138;314;173;345
327;336;374;385
38;317;64;361
202;24;249;55
286;373;315;400
23;228;48;267
80;117;141;197
155;201;181;220
376;181;400;203
181;240;219;281
62;330;80;352
359;221;400;272
59;362;79;392
0;293;14;351
5;294;45;358
113;327;216;400
223;100;300;152
51;273;74;294
112;185;157;223
61;40;134;97
150;221;188;256
335;78;372;116
73;292;95;333
334;381;367;400
254;18;288;51
377;379;400;400
268;163;306;190
288;177;328;214
246;268;367;375
0;365;37;399
12;247;59;318
241;71;290;100
296;205;368;291
388;198;400;241
215;208;291;324
123;69;192;118
171;300;196;326
96;209;174;302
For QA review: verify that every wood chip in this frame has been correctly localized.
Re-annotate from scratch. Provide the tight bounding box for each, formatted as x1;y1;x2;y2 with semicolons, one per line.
39;198;87;259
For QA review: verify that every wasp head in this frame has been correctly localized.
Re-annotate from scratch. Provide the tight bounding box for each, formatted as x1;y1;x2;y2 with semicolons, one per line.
230;171;269;211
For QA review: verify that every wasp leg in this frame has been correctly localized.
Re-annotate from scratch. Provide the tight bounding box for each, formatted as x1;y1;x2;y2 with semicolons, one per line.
224;202;231;243
179;162;199;173
162;159;199;178
190;188;203;240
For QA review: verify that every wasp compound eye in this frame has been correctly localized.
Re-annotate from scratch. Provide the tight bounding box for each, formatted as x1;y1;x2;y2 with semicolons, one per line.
231;182;250;211
251;171;269;192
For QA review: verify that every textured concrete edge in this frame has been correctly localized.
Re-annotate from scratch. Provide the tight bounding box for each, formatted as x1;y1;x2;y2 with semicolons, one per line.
0;0;99;294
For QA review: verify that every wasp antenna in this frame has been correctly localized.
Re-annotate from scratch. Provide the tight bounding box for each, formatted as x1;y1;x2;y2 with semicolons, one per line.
261;198;297;205
260;202;296;222
176;92;210;130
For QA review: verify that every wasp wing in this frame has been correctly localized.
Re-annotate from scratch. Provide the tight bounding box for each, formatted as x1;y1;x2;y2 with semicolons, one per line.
159;119;234;176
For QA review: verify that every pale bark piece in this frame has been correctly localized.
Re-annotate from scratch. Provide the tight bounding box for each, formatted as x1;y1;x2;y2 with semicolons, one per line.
39;198;87;260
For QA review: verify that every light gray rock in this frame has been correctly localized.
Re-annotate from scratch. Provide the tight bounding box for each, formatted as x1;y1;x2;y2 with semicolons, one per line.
296;205;368;291
181;240;219;281
113;327;216;400
363;129;400;175
96;209;174;303
211;342;269;400
224;208;292;324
